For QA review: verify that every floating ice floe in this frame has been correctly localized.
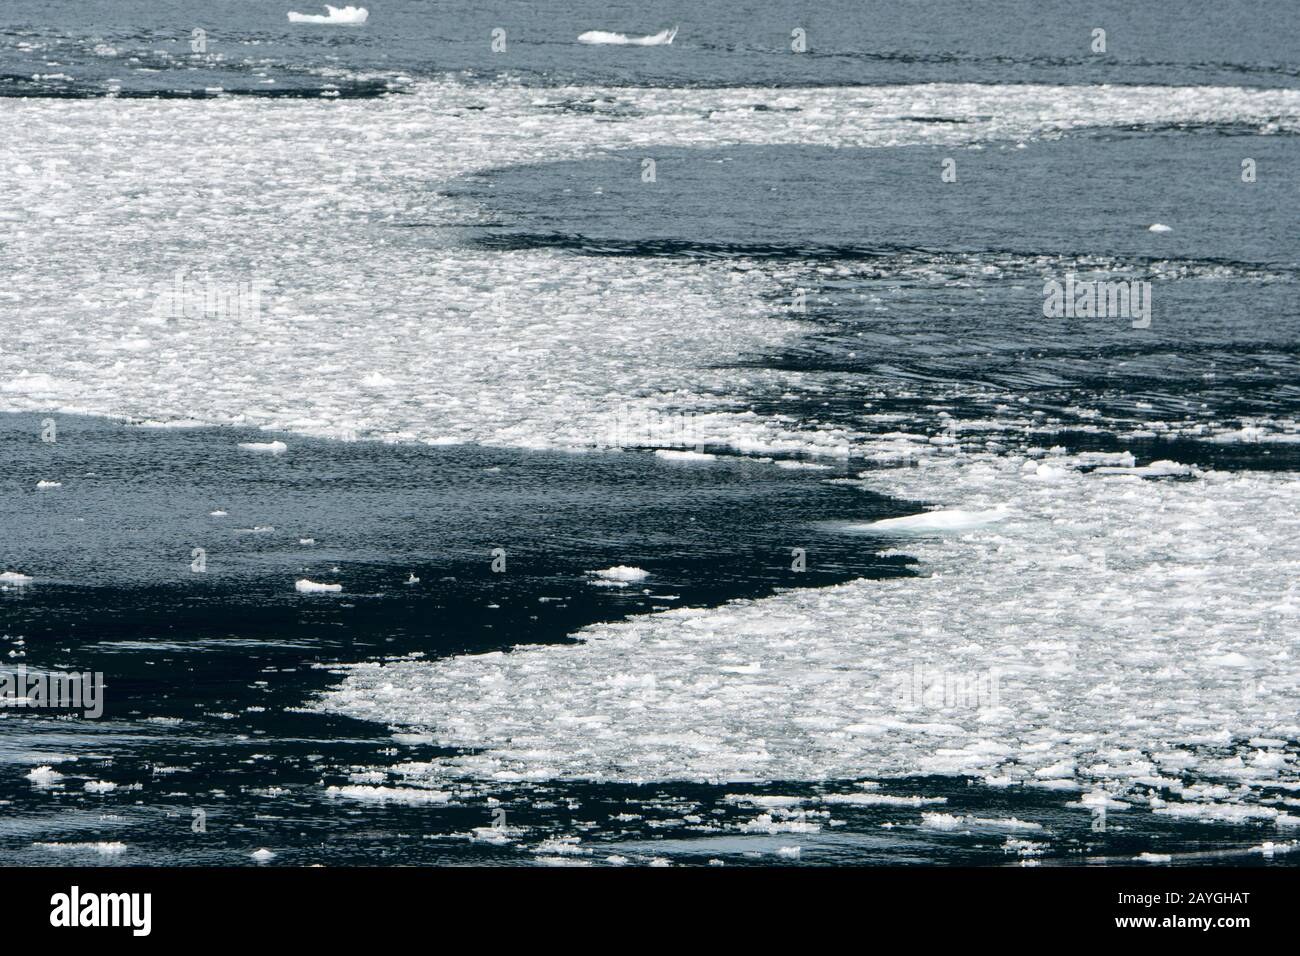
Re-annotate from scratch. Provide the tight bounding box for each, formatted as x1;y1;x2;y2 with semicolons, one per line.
325;784;451;805
1148;223;1173;232
287;5;368;24
237;440;287;454
295;579;342;594
578;26;677;46
922;813;1043;832
587;565;649;587
654;449;716;462
25;766;64;786
846;506;1011;533
35;841;126;855
36;480;61;489
1094;459;1195;477
0;571;34;586
821;793;947;806
312;450;1300;832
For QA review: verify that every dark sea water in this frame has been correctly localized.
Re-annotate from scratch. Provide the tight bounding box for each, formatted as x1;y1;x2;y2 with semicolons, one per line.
1;0;1298;866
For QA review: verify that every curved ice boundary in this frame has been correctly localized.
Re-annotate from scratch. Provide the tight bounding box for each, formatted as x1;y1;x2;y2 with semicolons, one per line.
314;446;1300;825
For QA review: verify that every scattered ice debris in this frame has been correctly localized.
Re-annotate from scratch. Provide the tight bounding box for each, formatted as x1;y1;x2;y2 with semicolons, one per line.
1250;842;1298;858
1004;838;1048;857
532;837;591;857
1;371;67;396
739;812;822;835
295;579;341;594
237;440;287;454
83;781;116;793
587;565;650;587
578;26;677;46
288;5;368;24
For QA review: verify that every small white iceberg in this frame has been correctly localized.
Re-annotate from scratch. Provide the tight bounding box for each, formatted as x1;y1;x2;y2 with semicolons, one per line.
0;571;34;586
237;440;287;454
654;449;715;462
36;480;62;489
588;565;649;586
1148;223;1172;233
251;847;277;862
25;766;64;786
847;507;1011;534
578;26;677;46
295;578;342;594
1094;459;1194;477
288;5;368;24
406;573;420;585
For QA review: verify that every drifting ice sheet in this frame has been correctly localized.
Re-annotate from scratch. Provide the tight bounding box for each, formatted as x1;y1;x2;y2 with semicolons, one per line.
578;27;677;46
288;5;368;25
314;450;1300;826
